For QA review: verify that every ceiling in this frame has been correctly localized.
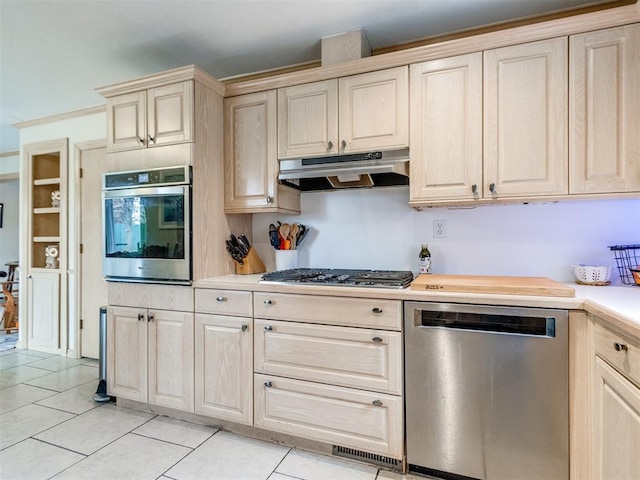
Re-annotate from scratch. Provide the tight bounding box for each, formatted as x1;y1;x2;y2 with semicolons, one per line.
0;0;610;153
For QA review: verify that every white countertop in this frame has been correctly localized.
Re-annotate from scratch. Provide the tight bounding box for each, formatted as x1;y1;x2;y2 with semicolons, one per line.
195;275;640;337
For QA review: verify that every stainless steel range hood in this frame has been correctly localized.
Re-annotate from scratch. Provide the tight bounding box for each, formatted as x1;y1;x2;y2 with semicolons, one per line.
278;149;409;191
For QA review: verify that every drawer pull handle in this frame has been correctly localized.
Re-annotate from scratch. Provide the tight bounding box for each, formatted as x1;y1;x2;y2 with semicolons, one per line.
264;299;273;305
137;313;144;322
216;296;226;302
241;323;248;332
372;400;383;407
264;325;273;332
614;342;628;352
264;381;273;388
372;307;383;314
372;337;383;343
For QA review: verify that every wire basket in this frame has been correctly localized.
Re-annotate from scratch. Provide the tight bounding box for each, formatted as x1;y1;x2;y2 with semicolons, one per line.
608;244;640;285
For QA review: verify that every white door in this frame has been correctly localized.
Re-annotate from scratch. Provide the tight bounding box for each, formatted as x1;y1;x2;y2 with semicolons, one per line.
79;144;108;358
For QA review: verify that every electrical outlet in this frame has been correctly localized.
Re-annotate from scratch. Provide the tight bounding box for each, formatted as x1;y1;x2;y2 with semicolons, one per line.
433;219;447;238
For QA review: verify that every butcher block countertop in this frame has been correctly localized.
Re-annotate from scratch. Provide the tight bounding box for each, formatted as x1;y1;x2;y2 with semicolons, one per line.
195;274;640;337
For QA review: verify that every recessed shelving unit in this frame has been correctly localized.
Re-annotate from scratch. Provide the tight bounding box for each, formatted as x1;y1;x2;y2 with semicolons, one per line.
22;138;68;354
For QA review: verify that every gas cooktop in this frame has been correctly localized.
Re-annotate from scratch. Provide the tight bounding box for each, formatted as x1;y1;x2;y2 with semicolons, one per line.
260;268;414;289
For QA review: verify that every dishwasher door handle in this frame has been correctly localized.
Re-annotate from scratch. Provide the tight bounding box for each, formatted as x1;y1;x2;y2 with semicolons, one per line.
413;309;557;338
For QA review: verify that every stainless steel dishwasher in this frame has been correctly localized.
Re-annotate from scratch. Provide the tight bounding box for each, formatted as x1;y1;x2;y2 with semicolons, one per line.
404;302;568;480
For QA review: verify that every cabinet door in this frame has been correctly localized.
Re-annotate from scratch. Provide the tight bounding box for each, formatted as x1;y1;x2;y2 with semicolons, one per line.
277;80;339;159
484;37;568;197
224;91;278;211
594;358;640;479
107;306;147;402
194;314;253;425
147;81;194;148
570;24;640;194
255;374;403;459
255;319;402;394
27;272;60;352
410;53;483;202
148;310;194;412
339;66;409;153
107;91;147;152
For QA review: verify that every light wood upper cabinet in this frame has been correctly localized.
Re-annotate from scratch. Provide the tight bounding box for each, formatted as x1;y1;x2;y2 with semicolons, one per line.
277;67;408;159
339;66;409;153
224;90;300;213
107;81;194;152
484;37;568;198
570;24;640;194
410;53;483;202
278;80;338;158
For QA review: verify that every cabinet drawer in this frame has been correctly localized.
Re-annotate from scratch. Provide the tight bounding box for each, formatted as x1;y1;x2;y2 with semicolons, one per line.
255;319;402;394
254;374;403;459
254;292;402;330
195;289;252;317
595;322;640;387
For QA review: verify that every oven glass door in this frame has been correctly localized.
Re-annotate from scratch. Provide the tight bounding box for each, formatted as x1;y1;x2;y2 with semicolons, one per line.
103;185;191;283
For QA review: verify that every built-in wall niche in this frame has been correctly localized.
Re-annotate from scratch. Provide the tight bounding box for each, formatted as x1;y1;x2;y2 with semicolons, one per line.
22;138;68;354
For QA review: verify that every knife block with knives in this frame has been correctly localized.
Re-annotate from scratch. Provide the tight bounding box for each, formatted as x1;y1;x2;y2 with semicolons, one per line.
235;247;266;274
226;234;266;274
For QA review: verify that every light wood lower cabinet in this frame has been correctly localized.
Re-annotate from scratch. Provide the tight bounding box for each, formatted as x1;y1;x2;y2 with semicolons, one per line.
594;358;640;479
107;306;194;412
254;374;403;459
253;292;404;459
194;313;253;425
254;319;402;394
592;320;640;480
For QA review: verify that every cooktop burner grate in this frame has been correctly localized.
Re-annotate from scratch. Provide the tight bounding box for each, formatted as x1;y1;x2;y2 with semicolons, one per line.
260;268;414;289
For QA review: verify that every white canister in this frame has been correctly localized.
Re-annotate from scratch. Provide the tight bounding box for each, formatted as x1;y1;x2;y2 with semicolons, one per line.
275;250;298;271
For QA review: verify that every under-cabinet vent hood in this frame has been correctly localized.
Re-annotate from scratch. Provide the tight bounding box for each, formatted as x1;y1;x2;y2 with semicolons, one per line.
278;149;409;191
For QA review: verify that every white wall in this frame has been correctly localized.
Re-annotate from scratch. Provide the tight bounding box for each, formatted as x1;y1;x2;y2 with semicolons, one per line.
0;153;20;278
252;186;640;285
0;180;20;273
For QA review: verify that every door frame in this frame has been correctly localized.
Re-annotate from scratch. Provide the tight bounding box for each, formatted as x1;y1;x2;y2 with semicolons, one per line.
72;140;106;358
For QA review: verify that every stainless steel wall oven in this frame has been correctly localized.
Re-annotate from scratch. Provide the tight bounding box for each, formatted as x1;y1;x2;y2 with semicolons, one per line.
102;165;192;284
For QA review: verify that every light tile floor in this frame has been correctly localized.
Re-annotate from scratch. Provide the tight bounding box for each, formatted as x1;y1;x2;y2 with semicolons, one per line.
0;348;426;480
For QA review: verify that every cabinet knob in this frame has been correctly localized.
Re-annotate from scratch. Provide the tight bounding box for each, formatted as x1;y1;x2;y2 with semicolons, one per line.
614;342;628;352
341;139;347;150
264;381;273;388
148;314;154;322
216;296;226;302
137;136;145;145
489;183;497;194
264;325;273;331
471;184;478;195
148;134;156;144
372;337;383;343
137;313;144;321
372;400;383;407
241;323;248;332
266;195;273;204
372;307;383;314
327;140;333;150
264;299;273;305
